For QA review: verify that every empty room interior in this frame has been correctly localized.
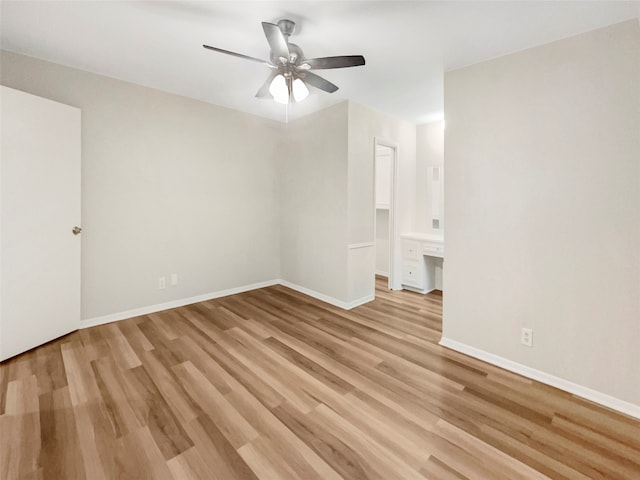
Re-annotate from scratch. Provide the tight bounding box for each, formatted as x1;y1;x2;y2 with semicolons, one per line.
1;1;639;479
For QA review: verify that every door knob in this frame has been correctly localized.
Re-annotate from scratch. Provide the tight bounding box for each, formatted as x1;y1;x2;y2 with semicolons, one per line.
72;226;82;235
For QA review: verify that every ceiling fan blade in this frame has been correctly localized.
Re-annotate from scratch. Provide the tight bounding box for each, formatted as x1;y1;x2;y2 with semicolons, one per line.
203;44;272;66
304;55;365;70
303;72;339;93
262;22;290;60
256;71;279;98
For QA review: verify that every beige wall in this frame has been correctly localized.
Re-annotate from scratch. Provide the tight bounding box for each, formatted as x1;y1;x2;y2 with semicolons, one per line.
443;20;640;406
280;100;418;306
0;50;415;314
279;102;349;302
347;102;417;296
1;51;283;320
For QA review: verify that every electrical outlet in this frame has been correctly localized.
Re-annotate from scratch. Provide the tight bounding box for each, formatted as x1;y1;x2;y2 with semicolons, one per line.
158;276;166;290
521;328;533;347
171;273;178;286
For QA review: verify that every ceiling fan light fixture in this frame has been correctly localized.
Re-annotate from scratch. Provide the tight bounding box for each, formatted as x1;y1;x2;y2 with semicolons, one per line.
292;78;309;102
204;18;365;107
269;74;289;104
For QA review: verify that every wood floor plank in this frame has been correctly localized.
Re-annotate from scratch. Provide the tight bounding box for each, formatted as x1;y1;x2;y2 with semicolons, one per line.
138;349;201;424
34;342;68;395
38;387;86;480
166;446;212;480
117;319;155;356
185;330;286;409
1;277;639;479
121;365;194;460
114;425;174;480
183;414;260;480
223;329;320;414
172;361;258;449
311;402;426;480
430;419;550;480
2;376;41;479
550;414;640;467
90;356;142;438
238;441;299;480
316;386;433;469
263;336;356;395
478;422;596;479
225;388;343;480
271;400;383;480
78;327;111;362
101;323;142;370
420;455;469;480
71;405;112;480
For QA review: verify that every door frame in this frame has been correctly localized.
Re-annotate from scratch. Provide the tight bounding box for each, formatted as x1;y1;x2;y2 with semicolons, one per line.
373;137;398;291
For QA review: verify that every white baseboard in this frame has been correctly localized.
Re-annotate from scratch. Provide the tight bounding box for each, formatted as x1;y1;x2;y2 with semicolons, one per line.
401;284;429;294
439;337;640;420
81;278;376;329
278;280;374;310
348;242;375;250
80;279;280;329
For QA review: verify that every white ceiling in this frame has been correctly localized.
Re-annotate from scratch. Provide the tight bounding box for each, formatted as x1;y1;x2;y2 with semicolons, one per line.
1;1;638;124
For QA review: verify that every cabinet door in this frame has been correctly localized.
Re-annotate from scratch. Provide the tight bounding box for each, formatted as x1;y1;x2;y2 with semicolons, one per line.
402;261;422;288
1;87;81;361
402;240;420;260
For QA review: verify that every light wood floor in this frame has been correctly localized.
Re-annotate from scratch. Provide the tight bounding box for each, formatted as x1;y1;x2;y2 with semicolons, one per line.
1;277;639;479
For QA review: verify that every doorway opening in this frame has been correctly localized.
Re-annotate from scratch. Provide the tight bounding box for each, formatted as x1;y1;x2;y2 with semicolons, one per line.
373;138;397;291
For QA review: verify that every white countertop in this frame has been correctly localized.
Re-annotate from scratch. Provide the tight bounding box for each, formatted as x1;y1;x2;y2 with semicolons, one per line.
400;232;444;243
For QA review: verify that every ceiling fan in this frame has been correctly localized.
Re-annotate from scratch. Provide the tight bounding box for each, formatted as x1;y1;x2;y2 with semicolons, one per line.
203;19;365;104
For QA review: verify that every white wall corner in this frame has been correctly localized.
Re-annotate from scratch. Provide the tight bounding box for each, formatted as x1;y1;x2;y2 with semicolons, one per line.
81;278;376;330
279;280;374;310
439;337;640;420
80;279;281;329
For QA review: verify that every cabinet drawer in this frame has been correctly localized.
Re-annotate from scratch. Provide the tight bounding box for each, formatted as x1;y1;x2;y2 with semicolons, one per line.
402;262;422;287
402;240;420;260
422;241;444;257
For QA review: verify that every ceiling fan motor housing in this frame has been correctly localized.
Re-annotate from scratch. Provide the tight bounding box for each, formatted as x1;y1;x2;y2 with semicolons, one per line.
271;20;304;64
277;19;296;37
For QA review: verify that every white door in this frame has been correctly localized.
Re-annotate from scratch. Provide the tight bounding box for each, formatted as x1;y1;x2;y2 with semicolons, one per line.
1;86;81;361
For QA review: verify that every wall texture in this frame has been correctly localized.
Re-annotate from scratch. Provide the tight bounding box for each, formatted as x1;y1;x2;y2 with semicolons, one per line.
443;20;639;407
0;50;417;316
347;102;416;297
280;100;418;306
279;102;349;303
1;51;283;320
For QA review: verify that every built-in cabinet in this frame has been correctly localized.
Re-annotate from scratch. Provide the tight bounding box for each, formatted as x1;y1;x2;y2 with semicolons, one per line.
401;233;443;293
